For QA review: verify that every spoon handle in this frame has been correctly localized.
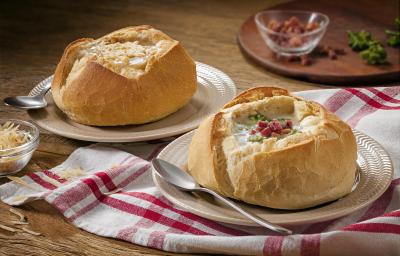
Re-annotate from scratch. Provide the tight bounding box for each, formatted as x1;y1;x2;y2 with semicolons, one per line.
198;187;293;235
37;81;52;96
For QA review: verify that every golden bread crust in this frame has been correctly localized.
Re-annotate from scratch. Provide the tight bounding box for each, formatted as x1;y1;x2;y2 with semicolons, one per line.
51;26;196;126
188;86;357;209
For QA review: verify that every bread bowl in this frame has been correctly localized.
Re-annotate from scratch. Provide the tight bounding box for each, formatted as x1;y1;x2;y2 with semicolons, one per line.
188;86;357;210
51;26;197;126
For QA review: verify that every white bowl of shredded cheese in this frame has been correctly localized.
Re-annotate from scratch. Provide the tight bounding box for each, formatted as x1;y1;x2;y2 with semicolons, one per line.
0;119;39;176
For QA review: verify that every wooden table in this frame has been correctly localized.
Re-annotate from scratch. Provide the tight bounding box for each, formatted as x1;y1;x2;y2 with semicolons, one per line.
0;0;333;255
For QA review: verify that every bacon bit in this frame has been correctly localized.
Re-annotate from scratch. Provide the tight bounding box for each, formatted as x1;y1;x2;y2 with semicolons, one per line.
0;223;18;232
271;132;280;137
260;127;272;137
289;36;303;47
300;55;312;66
268;20;282;32
258;121;268;128
267;16;320;49
284;16;300;28
22;227;41;236
9;208;26;222
306;22;320;31
335;48;346;55
287;55;300;62
328;49;337;59
248;118;295;141
269;120;282;132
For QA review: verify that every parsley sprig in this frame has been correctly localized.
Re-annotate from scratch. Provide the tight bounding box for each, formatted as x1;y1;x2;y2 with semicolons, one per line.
347;30;372;51
385;18;400;47
360;42;387;65
347;30;387;64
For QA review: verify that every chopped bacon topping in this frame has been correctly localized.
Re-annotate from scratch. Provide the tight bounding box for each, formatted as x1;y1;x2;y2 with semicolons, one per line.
248;118;294;142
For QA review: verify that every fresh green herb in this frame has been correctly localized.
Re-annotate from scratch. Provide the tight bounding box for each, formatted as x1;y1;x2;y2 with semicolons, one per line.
249;114;262;122
360;42;387;64
290;129;301;135
385;18;400;47
347;30;387;64
249;113;270;123
236;124;251;131
248;135;264;143
347;30;373;51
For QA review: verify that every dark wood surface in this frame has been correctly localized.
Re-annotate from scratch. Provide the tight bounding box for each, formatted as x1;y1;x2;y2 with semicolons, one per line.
238;0;400;85
0;0;387;255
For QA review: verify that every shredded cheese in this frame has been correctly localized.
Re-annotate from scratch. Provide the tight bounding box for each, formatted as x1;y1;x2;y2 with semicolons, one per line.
7;176;42;192
39;175;62;187
102;188;122;196
0;223;18;232
10;220;29;225
22;227;41;236
58;166;86;179
0;121;30;150
3;207;42;236
9;207;26;222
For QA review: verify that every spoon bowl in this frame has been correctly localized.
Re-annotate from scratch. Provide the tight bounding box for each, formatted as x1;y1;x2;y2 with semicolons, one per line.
151;158;293;235
152;158;199;191
3;80;51;109
4;95;48;109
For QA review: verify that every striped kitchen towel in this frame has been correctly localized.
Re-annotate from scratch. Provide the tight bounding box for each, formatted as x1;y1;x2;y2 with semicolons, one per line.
1;87;399;256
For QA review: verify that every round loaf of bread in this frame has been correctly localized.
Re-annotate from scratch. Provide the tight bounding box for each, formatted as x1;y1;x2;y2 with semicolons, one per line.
51;26;197;126
188;87;357;209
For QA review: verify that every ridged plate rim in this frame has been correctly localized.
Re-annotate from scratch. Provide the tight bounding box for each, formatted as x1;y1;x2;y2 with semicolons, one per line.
153;130;393;226
27;62;236;142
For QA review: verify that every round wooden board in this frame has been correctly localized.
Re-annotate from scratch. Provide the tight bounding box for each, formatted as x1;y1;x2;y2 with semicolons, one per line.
237;0;400;85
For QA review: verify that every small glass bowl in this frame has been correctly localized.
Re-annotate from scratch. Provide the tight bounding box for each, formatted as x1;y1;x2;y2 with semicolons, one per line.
255;10;329;56
0;119;39;176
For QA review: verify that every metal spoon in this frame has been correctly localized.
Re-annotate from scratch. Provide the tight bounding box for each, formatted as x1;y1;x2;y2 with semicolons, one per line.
3;81;51;109
152;158;293;235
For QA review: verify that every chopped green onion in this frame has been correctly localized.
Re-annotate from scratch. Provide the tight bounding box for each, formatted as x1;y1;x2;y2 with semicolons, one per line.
248;135;264;142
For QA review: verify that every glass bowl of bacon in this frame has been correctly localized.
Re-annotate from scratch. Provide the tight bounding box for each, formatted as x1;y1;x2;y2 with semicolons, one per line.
255;10;329;56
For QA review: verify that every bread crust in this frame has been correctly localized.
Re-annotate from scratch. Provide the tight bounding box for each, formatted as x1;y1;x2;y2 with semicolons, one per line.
51;26;197;126
188;86;357;209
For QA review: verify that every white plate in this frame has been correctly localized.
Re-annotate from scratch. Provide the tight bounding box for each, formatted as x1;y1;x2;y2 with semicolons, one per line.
152;130;393;226
28;62;236;142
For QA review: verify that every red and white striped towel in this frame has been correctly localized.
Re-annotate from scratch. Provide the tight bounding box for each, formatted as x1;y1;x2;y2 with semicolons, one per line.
1;87;399;256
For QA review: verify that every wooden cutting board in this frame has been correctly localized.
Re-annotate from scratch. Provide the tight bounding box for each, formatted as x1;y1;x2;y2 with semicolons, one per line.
237;0;400;85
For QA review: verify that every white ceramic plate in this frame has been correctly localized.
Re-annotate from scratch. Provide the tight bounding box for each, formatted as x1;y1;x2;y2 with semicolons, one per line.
152;130;393;226
28;62;236;142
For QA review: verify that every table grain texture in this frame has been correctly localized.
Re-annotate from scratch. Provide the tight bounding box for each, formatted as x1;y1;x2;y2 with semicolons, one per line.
0;0;336;255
